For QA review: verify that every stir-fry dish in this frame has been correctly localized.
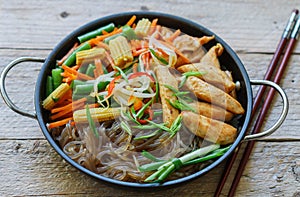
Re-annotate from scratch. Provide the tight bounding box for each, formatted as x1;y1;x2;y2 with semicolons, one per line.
43;15;245;183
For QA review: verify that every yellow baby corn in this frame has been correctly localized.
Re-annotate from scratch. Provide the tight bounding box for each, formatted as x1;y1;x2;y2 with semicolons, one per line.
134;18;151;37
76;47;106;65
42;83;70;110
73;107;121;123
109;36;133;68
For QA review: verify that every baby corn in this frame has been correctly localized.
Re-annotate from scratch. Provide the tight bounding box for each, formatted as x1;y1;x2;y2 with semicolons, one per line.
42;83;70;110
109;36;133;68
73;107;121;123
76;47;106;65
135;18;151;37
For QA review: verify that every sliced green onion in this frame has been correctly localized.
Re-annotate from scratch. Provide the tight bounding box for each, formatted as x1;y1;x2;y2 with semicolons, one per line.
86;105;98;137
149;48;168;65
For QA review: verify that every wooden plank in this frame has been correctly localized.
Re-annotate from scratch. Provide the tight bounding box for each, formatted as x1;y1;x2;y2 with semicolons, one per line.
0;0;299;53
0;139;299;196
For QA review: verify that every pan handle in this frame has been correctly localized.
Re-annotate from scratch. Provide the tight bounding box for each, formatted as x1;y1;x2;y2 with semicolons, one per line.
243;79;289;141
0;57;45;119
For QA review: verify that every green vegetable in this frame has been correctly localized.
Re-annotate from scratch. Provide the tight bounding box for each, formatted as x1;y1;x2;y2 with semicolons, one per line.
72;81;109;100
103;33;121;44
46;76;54;97
77;23;115;43
122;25;137;40
149;48;168;65
63;42;91;67
179;71;206;88
86;105;98;137
134;129;162;140
85;64;96;77
166;99;195;112
140;144;225;182
52;68;63;89
120;121;132;135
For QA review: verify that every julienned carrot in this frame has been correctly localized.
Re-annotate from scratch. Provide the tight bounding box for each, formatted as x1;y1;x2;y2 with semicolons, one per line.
72;65;80;70
62;65;94;81
51;102;85;120
51;97;87;114
159;40;190;64
133;63;138;73
142;52;150;70
57;43;79;66
47;117;73;129
149;18;158;35
126;15;137;26
154;25;161;39
94;58;104;78
132;48;148;57
105;51;115;68
89;28;122;44
166;29;181;43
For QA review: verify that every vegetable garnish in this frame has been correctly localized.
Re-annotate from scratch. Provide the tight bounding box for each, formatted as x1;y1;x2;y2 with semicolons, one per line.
85;104;99;137
139;144;231;182
149;48;168;65
179;71;206;88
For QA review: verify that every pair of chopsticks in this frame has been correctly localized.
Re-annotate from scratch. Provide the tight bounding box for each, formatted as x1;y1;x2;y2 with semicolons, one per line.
214;9;300;197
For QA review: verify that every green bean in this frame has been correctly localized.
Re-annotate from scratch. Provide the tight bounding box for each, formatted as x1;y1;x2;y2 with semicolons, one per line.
63;42;91;67
46;76;53;97
77;23;115;43
52;68;63;89
72;81;109;99
78;64;88;74
122;25;137;40
85;64;96;77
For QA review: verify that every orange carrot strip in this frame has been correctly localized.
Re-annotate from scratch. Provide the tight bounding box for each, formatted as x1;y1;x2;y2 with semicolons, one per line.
102;30;109;35
47;117;73;129
149;18;158;35
57;43;79;66
51;102;85;120
132;48;148;56
94;58;104;78
62;65;94;80
133;98;143;111
96;42;110;50
166;29;181;43
88;103;100;109
51;97;87;114
159;40;190;64
72;65;80;70
126;15;137;26
133;63;138;73
154;25;161;39
105;51;115;68
89;28;122;44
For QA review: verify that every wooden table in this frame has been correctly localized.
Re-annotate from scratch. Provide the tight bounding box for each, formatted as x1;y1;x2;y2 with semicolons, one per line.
1;1;300;196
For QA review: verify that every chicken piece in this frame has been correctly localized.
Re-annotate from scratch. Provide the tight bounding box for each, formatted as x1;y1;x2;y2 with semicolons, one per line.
189;101;234;122
182;111;237;145
185;76;244;114
200;43;224;68
225;70;237;99
177;63;235;93
155;65;179;127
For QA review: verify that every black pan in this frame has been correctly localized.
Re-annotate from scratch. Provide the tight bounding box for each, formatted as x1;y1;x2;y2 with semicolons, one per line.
0;11;288;188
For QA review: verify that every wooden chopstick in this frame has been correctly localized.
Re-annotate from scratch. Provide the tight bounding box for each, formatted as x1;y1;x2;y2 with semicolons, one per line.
227;15;300;196
214;9;299;197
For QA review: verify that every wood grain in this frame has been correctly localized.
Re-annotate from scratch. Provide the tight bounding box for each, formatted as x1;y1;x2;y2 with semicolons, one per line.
1;0;300;196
